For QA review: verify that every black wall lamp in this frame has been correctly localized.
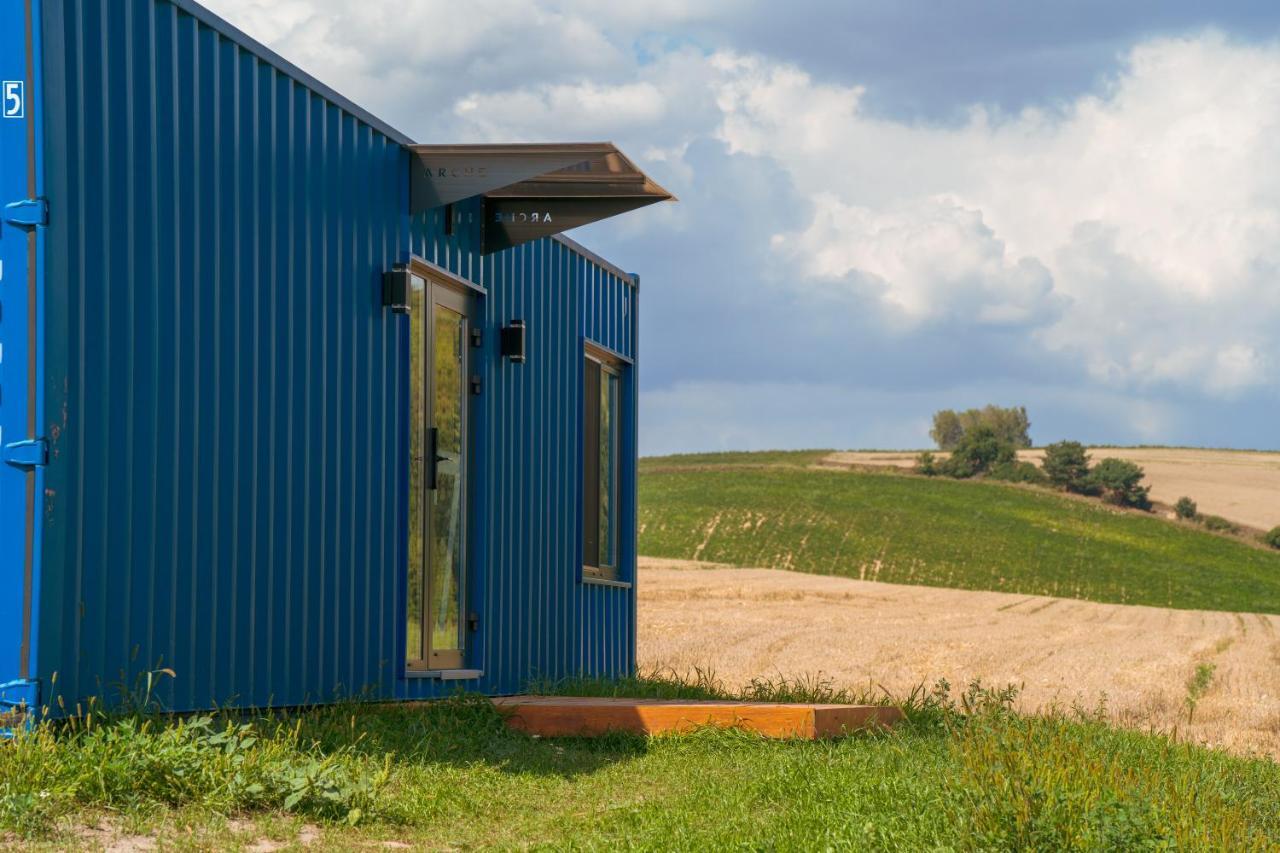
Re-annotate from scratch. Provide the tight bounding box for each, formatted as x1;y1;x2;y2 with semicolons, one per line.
382;265;411;314
501;320;526;363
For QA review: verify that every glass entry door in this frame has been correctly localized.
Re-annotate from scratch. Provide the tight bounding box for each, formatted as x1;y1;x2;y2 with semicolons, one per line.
407;275;471;672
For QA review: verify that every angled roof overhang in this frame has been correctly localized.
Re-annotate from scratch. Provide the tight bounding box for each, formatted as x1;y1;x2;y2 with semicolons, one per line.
409;143;675;254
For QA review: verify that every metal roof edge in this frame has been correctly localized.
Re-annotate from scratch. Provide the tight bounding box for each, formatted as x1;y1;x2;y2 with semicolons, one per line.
409;142;615;154
552;234;636;287
167;0;416;147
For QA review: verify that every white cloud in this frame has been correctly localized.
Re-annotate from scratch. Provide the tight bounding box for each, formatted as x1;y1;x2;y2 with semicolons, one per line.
773;193;1058;328
198;0;743;104
199;0;635;120
706;34;1280;394
454;82;668;139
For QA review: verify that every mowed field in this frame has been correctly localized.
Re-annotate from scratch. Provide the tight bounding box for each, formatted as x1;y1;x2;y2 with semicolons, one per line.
823;446;1280;531
637;558;1280;759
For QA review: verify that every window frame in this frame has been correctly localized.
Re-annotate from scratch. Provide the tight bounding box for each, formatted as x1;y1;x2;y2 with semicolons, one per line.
582;342;628;583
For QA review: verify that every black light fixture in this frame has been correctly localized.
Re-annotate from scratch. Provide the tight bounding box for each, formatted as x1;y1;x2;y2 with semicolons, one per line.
501;320;526;363
382;265;411;314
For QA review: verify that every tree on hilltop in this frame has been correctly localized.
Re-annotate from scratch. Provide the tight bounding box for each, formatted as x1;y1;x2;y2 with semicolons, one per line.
931;405;1032;451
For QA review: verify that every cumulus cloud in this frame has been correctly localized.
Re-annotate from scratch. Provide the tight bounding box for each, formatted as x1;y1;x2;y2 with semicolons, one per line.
705;34;1280;394
774;194;1059;329
199;0;743;119
454;82;669;139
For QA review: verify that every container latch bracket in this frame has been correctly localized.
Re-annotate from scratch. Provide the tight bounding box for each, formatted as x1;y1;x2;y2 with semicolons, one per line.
0;679;38;739
3;198;48;228
3;438;49;469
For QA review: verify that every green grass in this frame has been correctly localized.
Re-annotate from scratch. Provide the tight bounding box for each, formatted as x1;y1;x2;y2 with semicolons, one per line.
3;676;1278;849
1184;662;1217;723
639;454;1280;613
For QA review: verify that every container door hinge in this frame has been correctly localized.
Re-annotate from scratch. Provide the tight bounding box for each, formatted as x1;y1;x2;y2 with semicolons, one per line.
3;438;49;469
470;375;482;396
0;679;39;738
3;198;49;228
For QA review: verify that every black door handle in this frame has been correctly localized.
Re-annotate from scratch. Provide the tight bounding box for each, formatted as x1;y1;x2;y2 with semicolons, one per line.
426;427;439;491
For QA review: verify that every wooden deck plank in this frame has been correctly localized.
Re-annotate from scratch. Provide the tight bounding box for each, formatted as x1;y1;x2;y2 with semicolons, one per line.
492;696;903;739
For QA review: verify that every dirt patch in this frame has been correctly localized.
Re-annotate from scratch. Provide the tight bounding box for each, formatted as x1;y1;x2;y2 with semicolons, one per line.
65;818;323;852
821;447;1280;532
73;820;157;852
638;557;1280;759
242;824;320;852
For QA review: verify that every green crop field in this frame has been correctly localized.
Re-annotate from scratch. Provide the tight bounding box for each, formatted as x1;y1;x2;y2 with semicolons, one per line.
639;452;1280;613
4;676;1278;849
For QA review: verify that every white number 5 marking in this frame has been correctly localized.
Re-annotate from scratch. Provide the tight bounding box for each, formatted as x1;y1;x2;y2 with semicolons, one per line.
2;81;24;119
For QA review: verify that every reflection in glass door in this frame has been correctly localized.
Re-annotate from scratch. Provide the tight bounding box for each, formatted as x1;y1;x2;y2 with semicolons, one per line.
407;277;470;672
428;296;467;669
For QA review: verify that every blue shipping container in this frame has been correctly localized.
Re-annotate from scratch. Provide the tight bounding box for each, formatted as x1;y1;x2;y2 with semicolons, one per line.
0;0;671;717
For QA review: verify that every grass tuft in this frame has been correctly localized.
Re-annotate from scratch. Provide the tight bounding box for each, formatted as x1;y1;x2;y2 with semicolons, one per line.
1184;663;1217;723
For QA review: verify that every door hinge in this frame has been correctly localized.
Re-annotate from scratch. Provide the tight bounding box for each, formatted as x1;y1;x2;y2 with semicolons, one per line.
3;198;48;228
470;375;482;395
3;438;49;469
470;327;483;348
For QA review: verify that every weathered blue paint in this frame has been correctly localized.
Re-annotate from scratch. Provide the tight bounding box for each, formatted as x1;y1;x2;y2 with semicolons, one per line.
5;0;642;715
0;0;48;706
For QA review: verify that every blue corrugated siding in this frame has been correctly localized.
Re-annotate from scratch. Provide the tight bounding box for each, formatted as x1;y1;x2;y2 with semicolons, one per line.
38;0;408;711
400;204;639;699
33;0;638;712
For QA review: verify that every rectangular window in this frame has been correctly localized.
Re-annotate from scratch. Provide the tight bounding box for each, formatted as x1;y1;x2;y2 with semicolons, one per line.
583;351;622;579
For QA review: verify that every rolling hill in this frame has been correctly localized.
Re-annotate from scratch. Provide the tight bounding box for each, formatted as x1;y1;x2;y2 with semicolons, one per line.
638;451;1280;613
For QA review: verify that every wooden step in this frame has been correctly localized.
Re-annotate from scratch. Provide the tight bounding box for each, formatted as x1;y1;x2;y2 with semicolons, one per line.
493;696;903;739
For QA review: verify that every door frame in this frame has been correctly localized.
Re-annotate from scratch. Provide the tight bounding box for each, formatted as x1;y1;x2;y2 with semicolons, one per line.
405;259;479;674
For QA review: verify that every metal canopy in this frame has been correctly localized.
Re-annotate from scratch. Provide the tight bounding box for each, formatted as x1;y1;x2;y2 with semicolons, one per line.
408;143;675;254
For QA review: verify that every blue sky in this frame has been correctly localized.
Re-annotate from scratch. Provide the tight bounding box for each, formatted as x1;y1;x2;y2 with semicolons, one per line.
207;0;1280;454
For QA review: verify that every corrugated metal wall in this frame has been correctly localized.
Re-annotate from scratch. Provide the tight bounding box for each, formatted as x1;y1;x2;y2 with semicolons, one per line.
33;0;638;712
38;0;409;711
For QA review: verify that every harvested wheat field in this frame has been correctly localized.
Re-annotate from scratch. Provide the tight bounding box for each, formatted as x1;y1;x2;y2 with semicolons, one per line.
638;557;1280;759
821;447;1280;531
